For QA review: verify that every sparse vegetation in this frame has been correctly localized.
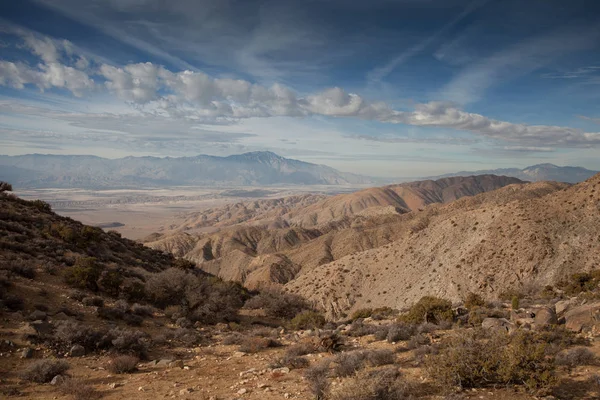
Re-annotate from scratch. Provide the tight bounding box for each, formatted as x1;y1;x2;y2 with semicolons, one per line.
244;287;311;319
21;359;70;383
399;296;454;324
107;355;139;374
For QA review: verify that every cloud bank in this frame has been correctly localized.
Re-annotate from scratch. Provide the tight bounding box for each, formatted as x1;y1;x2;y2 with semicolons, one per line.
2;27;600;150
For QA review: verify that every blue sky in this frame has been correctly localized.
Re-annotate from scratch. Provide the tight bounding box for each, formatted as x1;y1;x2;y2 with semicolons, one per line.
0;0;599;177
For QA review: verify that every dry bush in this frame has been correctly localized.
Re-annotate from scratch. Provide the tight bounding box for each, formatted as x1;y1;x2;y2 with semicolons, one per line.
53;321;108;352
407;333;431;350
464;292;485;309
244;287;311;319
399;296;454;325
425;329;557;393
290;310;326;330
3;261;36;279
250;327;278;338
285;342;317;358
304;360;331;399
333;349;395;377
21;359;70;383
107;355;139;374
81;296;104;307
239;337;281;353
346;319;379;337
280;354;310;369
222;332;245;345
328;367;412;400
555;347;597;368
58;378;101;400
108;327;150;357
130;303;153;316
386;323;417;342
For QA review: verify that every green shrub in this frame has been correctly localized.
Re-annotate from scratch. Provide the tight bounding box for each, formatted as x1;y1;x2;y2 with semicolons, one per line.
511;295;520;310
290;310;326;330
30;199;52;213
97;269;123;297
464;292;485;309
558;271;600;296
399;296;454;324
425;329;557;393
64;257;102;291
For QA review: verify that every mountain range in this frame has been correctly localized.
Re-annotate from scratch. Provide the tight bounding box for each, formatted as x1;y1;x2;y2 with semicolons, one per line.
0;151;371;188
427;163;598;184
1;152;597;189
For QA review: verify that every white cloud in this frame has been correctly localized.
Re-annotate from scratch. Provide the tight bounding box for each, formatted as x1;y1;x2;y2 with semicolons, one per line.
2;28;600;150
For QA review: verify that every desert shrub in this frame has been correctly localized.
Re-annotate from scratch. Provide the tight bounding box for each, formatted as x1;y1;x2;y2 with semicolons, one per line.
387;323;417;342
511;295;520;310
120;278;146;302
113;299;130;313
285;342;317;358
145;268;189;308
131;303;153;316
68;291;86;302
0;181;13;192
558;270;600;296
290;310;326;330
425;329;556;393
97;269;123;297
21;359;70;383
222;333;245;345
350;308;375;320
5;261;36;279
123;313;143;326
176;317;193;328
81;296;104;307
64;257;102;291
244;287;310;319
555;347;596;368
164;305;182;319
318;331;345;353
108;328;150;357
107;355;139;374
333;349;395;377
537;325;587;348
464;292;485;309
80;226;102;242
58;378;101;400
30;199;52;213
400;296;454;324
407;333;431;350
304;360;331;399
3;294;24;311
172;328;203;346
173;258;195;270
281;355;310;369
239;337;281;353
328;367;410;400
346;319;380;337
96;306;125;320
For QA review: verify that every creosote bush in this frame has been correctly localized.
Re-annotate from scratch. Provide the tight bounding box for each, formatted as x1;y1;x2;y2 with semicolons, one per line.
463;292;485;309
304;360;331;399
107;355;139;374
290;310;326;330
399;296;454;324
64;257;103;291
58;378;101;400
239;337;281;353
244;287;311;319
425;329;557;393
555;347;597;368
21;359;70;383
328;367;412;400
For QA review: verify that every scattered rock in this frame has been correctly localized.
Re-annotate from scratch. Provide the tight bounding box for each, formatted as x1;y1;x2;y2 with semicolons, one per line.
271;367;290;374
534;306;558;328
50;375;66;385
233;351;246;358
69;344;85;357
30;320;54;336
169;360;184;369
564;302;600;334
108;382;122;389
154;358;174;367
237;388;248;394
179;388;193;395
481;317;513;332
21;348;33;359
555;299;577;315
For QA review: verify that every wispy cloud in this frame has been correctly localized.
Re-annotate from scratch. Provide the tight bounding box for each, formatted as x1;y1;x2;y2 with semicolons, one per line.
439;25;600;104
367;0;488;84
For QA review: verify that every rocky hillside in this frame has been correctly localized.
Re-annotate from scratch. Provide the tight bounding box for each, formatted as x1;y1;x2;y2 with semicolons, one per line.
145;175;526;290
287;174;600;318
0;151;372;188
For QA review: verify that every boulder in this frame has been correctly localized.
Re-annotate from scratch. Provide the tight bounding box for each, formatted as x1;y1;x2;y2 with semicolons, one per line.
50;375;66;385
69;344;85;357
564;302;600;334
481;317;513;333
555;299;577;315
21;348;33;359
30;320;54;336
29;310;47;321
534;306;558;328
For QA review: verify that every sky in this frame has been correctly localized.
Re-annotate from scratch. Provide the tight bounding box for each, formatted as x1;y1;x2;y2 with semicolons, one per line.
0;0;599;177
